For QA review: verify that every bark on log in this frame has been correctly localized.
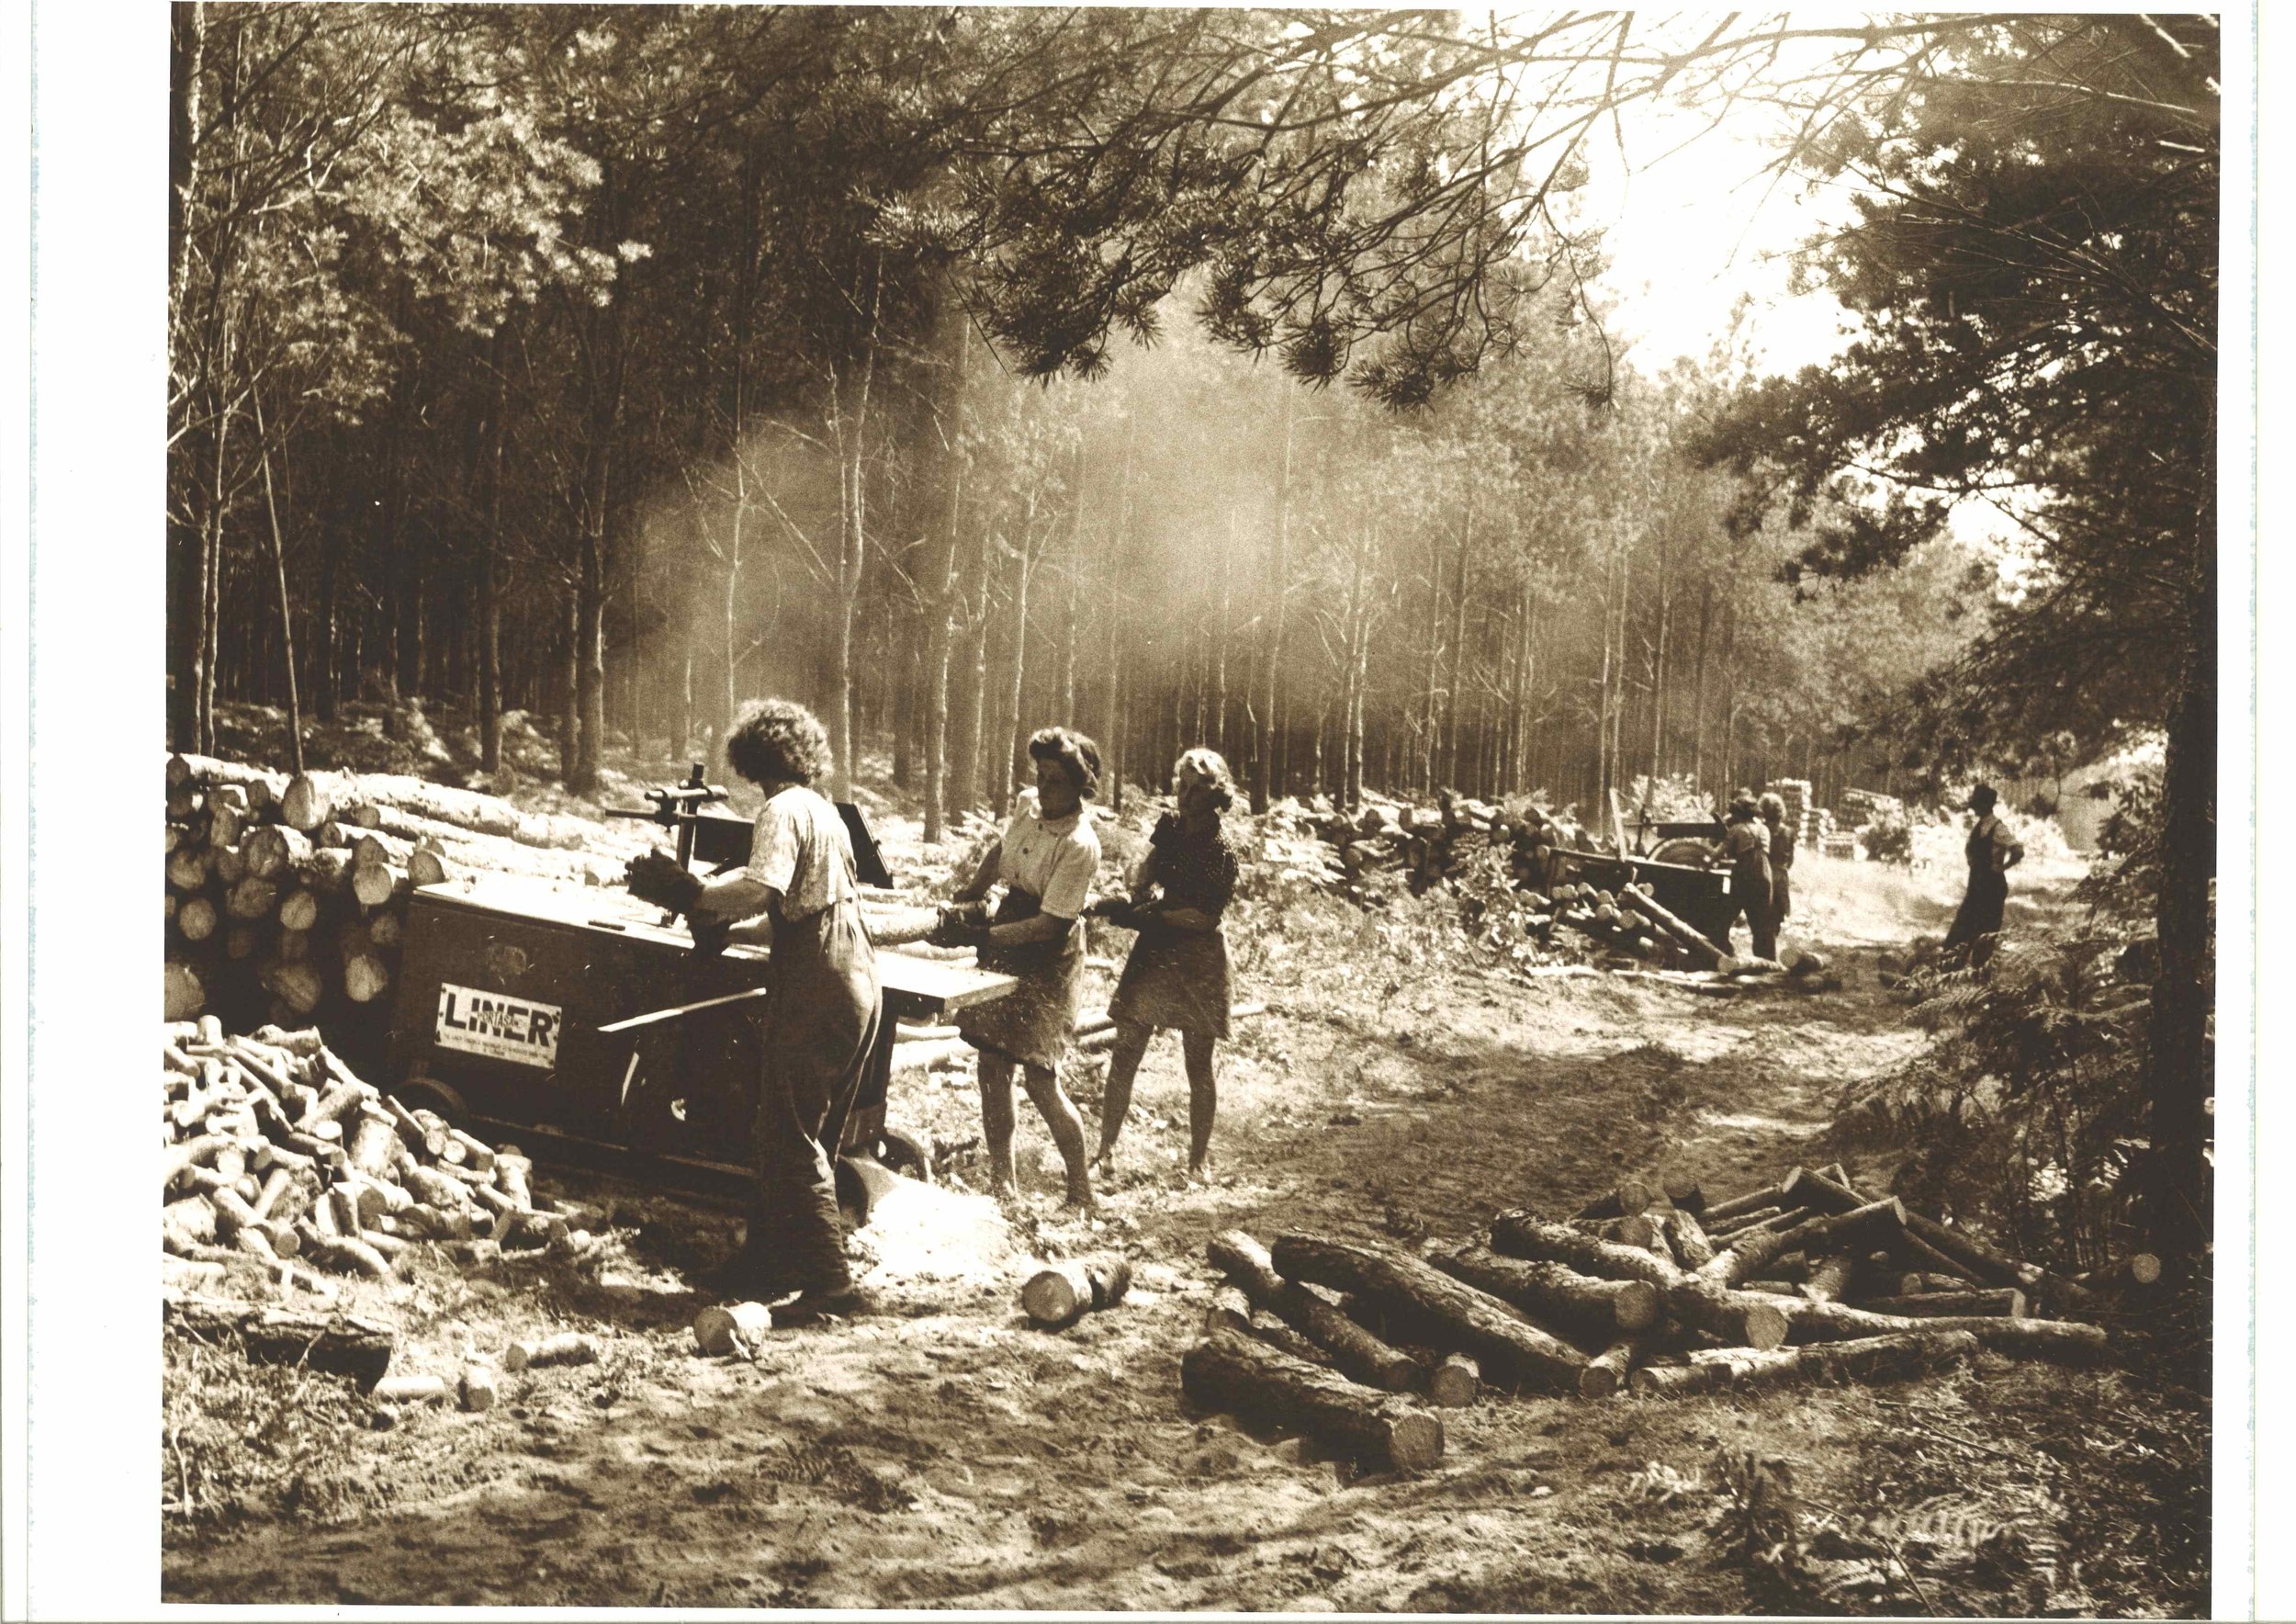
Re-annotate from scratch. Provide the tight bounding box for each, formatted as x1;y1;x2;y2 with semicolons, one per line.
1270;1232;1589;1393
1425;1353;1480;1407
1629;1329;1978;1398
1704;1199;1906;1289
1020;1255;1133;1329
1206;1231;1422;1393
1489;1211;1791;1350
1180;1330;1444;1473
1570;1179;1656;1221
1579;1334;1663;1399
1858;1290;2027;1319
164;1295;397;1388
1783;1167;2095;1313
1658;1208;1716;1270
1778;1299;2108;1360
1430;1242;1663;1333
1202;1287;1334;1367
1702;1179;1797;1225
1621;884;1736;970
503;1331;601;1370
1801;1255;1856;1304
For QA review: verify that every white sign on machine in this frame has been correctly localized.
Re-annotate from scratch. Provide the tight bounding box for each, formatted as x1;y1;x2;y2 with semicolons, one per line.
436;983;564;1067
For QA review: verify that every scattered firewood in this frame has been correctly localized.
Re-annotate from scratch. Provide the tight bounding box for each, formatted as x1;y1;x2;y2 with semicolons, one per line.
1206;1231;1422;1393
1859;1289;2027;1319
1181;1328;1445;1472
1488;1211;1792;1350
1270;1232;1590;1394
504;1332;602;1370
165;1294;397;1388
1429;1242;1663;1335
1020;1255;1133;1330
692;1305;773;1358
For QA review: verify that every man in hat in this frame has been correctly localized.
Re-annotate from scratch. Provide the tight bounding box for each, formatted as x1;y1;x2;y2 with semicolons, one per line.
1941;784;2024;969
1719;790;1776;962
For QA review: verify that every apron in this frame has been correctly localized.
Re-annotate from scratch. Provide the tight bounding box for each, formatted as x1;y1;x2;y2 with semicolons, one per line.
956;889;1086;1068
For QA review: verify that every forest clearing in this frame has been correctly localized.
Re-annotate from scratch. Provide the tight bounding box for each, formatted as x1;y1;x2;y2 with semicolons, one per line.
124;7;2226;1618
157;706;2204;1615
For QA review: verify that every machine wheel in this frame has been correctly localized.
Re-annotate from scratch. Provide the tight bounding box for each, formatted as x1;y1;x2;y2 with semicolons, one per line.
395;1073;471;1127
1649;837;1720;869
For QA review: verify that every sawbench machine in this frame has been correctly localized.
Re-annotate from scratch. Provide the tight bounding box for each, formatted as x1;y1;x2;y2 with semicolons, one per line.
1536;800;1744;951
387;770;1009;1219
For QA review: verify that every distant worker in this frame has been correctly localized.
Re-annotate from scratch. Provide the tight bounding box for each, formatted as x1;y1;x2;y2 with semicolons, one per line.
1720;790;1776;962
1759;791;1795;945
628;698;880;1319
1089;748;1244;1184
1941;784;2023;969
933;727;1103;1209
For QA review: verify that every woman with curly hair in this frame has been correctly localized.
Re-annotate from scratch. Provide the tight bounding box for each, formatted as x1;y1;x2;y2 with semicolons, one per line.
935;727;1102;1208
1090;748;1244;1182
684;698;881;1315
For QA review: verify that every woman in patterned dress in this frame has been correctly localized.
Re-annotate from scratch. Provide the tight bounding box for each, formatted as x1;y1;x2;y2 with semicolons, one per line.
1090;749;1242;1181
936;727;1103;1208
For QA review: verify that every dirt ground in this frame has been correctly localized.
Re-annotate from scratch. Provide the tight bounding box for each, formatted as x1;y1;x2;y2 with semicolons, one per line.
161;762;2206;1615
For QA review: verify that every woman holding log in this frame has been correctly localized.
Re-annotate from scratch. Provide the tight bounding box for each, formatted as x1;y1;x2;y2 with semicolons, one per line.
1089;748;1244;1182
1941;784;2023;970
932;727;1103;1209
629;699;879;1316
1759;791;1795;945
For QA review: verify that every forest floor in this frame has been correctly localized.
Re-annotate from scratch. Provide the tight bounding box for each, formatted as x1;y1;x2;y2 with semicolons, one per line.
162;703;2207;1615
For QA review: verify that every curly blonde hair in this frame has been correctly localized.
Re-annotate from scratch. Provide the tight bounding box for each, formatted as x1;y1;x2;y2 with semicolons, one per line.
1173;748;1236;812
726;698;832;787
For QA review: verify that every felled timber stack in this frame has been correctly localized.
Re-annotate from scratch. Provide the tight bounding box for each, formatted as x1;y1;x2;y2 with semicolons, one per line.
1186;1166;2144;1458
1766;779;1817;848
161;1017;576;1294
1287;790;1595;905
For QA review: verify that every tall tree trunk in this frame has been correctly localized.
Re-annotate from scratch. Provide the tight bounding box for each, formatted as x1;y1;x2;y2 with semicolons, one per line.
1443;476;1474;789
197;376;231;757
1689;578;1714;789
959;539;994;813
921;314;969;841
1001;540;1033;814
558;592;580;783
829;265;884;801
1254;389;1294;813
2145;539;2215;1274
252;391;303;773
478;327;509;773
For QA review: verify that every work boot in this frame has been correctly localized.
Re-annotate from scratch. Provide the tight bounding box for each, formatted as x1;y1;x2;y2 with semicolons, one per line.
776;1280;876;1325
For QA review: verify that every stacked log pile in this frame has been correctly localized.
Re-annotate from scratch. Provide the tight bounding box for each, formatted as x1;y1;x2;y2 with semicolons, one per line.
161;1018;575;1296
164;752;638;1036
1182;1165;2147;1468
1287;789;1596;903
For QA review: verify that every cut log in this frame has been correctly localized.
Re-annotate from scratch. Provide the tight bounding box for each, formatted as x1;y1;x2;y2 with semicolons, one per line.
1630;1329;1979;1398
164;1296;397;1388
1270;1232;1588;1393
343;953;392;1005
1206;1231;1422;1393
460;1364;501;1412
1657;1208;1716;1270
1781;1300;2108;1360
278;773;331;832
1579;1333;1663;1399
1800;1254;1856;1304
1859;1290;2027;1319
350;861;401;910
1660;1173;1705;1213
693;1303;773;1357
175;896;219;943
242;824;315;882
1202;1287;1333;1367
1701;1178;1799;1226
163;961;207;1021
260;960;325;1017
2075;1254;2163;1290
167;848;208;892
367;909;403;950
1620;883;1735;970
1430;1243;1663;1334
1424;1353;1480;1407
276;885;321;932
1570;1179;1656;1221
223;923;261;961
207;801;246;849
406;841;450;887
1020;1255;1133;1330
383;1094;449;1158
1181;1330;1443;1472
1489;1211;1790;1350
1783;1167;2095;1313
503;1331;601;1371
1703;1199;1906;1290
224;875;279;921
370;1374;452;1405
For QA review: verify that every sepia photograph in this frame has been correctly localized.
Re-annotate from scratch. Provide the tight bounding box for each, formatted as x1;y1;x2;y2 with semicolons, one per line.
74;1;2254;1613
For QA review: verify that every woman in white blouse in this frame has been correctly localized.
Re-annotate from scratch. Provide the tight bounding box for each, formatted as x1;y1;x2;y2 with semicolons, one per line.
938;727;1103;1208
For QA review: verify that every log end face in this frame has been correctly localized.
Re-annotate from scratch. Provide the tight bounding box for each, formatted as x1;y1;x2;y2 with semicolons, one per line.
1614;1279;1663;1332
1387;1411;1444;1472
1743;1302;1791;1351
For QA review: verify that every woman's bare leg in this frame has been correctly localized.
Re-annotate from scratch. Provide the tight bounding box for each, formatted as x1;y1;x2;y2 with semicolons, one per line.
1020;1061;1094;1207
1093;1021;1154;1166
1182;1031;1219;1177
976;1051;1020;1201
